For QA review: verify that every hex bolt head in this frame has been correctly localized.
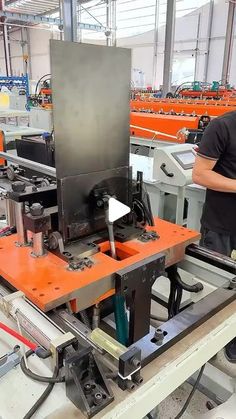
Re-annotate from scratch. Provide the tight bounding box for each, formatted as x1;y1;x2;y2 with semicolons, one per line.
30;202;44;216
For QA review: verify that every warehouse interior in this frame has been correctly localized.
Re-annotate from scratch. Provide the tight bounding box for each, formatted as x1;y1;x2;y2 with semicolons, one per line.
0;1;236;418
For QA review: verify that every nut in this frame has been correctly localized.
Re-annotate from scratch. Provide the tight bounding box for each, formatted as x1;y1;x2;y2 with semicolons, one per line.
30;203;44;216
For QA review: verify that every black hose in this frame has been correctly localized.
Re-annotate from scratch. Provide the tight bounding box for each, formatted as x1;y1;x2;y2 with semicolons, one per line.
174;365;206;419
34;73;51;96
20;350;64;384
176;273;203;293
23;376;55;419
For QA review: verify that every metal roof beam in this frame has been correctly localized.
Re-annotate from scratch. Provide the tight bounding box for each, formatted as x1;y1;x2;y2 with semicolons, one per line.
0;10;105;31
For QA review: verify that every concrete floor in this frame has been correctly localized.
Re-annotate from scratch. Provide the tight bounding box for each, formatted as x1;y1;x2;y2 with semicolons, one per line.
158;382;214;419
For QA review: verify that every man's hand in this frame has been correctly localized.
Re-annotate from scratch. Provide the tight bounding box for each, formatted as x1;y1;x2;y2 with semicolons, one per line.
193;155;236;192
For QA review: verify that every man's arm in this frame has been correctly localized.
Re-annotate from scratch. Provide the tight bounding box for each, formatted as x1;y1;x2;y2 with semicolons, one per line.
193;155;236;192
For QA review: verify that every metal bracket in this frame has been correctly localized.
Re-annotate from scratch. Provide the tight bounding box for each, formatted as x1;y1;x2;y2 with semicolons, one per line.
116;253;165;345
65;347;113;418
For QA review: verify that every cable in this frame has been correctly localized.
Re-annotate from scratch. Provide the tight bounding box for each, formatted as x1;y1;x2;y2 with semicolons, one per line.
174;365;206;419
34;74;51;96
0;321;37;351
20;350;64;384
23;360;59;419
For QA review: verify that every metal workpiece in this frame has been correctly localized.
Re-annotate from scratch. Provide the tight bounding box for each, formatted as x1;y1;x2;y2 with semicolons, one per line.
31;232;46;258
50;40;131;242
51;41;131;179
14;201;28;246
0;151;56;178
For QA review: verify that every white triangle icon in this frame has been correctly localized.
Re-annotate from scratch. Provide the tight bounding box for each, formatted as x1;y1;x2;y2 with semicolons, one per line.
108;197;131;223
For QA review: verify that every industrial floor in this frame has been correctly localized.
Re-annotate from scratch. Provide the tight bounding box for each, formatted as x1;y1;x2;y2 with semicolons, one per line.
158;382;213;418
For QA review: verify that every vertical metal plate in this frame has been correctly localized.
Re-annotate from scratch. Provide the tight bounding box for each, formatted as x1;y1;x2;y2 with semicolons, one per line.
50;40;131;179
50;41;131;242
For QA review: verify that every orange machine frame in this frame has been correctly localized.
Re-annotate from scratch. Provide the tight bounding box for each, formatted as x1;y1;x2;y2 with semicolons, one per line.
0;130;5;165
0;219;200;313
130;99;236;117
130;112;199;141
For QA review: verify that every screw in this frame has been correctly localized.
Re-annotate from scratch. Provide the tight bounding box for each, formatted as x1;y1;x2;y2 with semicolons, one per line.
154;328;165;342
94;392;103;405
126;380;135;391
130;357;141;368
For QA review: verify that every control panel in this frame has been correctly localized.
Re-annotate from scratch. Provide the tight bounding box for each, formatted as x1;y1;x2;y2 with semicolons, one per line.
153;144;196;186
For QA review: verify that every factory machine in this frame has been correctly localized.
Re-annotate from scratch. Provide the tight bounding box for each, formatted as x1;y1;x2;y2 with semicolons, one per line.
131;98;236;118
130;110;210;144
1;41;236;418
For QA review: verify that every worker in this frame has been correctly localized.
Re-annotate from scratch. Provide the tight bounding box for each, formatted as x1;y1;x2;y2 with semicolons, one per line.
193;110;236;363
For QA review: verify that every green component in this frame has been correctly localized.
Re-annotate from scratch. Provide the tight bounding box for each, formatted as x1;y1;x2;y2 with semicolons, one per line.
113;295;128;346
193;81;201;91
211;81;220;91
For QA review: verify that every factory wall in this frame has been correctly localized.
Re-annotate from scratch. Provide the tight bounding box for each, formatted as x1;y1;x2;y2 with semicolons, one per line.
0;0;235;88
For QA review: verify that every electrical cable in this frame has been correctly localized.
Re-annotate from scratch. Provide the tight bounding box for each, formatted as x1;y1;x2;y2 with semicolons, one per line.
20;350;64;384
174;364;206;419
0;321;37;351
23;355;59;419
34;74;51;96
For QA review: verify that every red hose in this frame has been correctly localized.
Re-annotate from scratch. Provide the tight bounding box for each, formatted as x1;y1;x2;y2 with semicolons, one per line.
0;321;37;351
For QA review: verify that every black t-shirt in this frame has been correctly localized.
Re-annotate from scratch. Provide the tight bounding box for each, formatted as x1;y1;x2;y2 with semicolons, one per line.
198;111;236;234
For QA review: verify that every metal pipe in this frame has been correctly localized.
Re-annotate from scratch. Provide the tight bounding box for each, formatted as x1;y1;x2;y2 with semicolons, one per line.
31;232;45;257
186;244;236;275
221;1;236;85
162;0;176;97
0;152;56;178
194;13;201;82
111;0;117;46
14;201;28;246
203;0;214;82
152;0;160;89
130;124;177;139
62;0;77;42
106;0;112;46
107;221;117;260
3;24;11;76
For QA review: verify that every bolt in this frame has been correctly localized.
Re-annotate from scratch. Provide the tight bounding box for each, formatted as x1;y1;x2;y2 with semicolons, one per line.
130;357;141;368
229;278;236;290
93;392;103;405
154;328;165;342
84;383;92;394
126;380;135;391
30;203;44;217
133;375;143;385
12;181;26;193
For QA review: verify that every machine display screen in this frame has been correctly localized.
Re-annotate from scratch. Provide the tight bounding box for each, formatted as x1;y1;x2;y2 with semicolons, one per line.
171;150;195;170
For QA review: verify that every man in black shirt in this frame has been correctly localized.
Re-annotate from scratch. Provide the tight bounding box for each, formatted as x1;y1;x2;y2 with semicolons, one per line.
193;110;236;362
